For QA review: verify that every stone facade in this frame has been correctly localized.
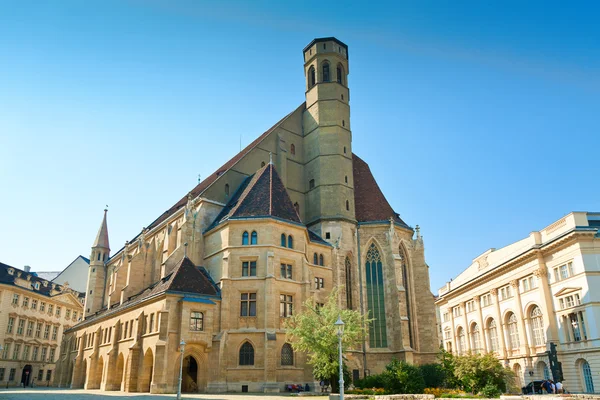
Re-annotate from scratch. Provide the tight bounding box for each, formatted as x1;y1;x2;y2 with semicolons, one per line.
56;37;438;394
436;212;600;394
0;262;84;388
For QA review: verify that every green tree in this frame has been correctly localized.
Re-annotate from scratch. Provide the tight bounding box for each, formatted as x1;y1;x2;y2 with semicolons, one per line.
285;287;370;392
437;348;459;388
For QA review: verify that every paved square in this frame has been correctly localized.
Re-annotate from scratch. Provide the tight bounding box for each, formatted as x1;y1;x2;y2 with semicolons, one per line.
0;388;329;400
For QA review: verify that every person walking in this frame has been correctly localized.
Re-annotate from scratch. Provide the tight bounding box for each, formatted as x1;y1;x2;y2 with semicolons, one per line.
556;381;563;394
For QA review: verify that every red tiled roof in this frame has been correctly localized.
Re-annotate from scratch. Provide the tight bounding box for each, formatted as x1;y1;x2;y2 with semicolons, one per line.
352;153;410;227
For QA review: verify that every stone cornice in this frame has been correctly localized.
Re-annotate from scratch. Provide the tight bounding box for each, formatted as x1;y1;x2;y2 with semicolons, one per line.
436;229;596;303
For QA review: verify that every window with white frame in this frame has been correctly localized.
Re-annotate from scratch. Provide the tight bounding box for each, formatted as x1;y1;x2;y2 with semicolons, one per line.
471;323;481;353
500;285;513;300
530;306;545;346
452;306;462;318
444;329;451;340
456;327;466;355
466;300;475;313
481;293;493;307
565;311;587;342
488;319;499;352
507;313;520;349
521;276;537;292
553;262;574;282
443;312;449;322
559;293;581;310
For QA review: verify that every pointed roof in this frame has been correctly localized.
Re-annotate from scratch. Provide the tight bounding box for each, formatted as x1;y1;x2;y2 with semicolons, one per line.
208;163;301;231
352;153;410;228
93;209;110;250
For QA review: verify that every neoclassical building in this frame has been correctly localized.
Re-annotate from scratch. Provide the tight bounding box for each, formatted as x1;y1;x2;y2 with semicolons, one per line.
57;37;438;394
0;262;84;387
436;212;600;394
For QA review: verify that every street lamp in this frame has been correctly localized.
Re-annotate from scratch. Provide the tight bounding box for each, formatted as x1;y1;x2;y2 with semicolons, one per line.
335;315;345;400
177;339;186;400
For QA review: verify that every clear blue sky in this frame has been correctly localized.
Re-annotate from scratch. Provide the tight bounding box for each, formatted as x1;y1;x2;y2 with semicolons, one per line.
1;0;598;292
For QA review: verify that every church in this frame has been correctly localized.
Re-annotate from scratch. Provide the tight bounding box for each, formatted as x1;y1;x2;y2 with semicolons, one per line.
56;37;438;393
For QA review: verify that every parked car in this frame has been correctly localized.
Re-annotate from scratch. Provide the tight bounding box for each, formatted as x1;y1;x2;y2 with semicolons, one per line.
522;380;544;394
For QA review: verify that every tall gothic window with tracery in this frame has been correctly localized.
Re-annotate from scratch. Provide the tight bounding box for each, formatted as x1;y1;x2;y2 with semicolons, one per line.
345;256;353;309
365;243;387;348
530;306;545;346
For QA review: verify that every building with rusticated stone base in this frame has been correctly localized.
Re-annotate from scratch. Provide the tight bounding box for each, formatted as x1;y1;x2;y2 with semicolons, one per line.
55;37;438;394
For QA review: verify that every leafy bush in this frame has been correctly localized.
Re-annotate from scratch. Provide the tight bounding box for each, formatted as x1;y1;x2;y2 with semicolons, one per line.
480;383;502;398
420;363;447;388
354;373;387;389
452;352;513;394
383;359;426;394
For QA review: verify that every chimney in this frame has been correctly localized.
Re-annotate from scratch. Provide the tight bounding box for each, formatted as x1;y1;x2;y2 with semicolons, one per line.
24;265;31;273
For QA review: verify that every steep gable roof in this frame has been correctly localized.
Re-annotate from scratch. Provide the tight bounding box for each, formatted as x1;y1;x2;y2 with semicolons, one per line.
207;163;301;231
352;153;410;228
136;103;305;238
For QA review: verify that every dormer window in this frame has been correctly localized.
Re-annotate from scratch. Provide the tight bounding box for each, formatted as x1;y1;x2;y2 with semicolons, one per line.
43;281;48;287
7;268;13;275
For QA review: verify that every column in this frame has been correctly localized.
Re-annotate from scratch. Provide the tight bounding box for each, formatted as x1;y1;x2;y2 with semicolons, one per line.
511;279;530;357
491;288;507;359
534;252;559;343
475;295;488;353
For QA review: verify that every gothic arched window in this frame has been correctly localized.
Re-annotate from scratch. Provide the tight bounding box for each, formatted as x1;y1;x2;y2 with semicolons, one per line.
319;254;324;266
530;306;545;346
281;343;293;366
287;235;293;249
365;243;387;348
251;231;258;245
281;234;286;247
345;256;353;309
239;341;254;366
313;253;318;265
337;64;345;85
308;66;316;88
322;62;330;82
242;231;249;246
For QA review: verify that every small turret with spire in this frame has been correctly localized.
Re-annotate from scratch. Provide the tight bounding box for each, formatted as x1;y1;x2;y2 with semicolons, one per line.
84;208;111;318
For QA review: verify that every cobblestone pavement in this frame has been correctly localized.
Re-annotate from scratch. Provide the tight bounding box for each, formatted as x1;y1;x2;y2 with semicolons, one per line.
0;388;329;400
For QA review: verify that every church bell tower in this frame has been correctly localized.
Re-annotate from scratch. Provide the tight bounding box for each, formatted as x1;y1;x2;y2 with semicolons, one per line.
84;209;110;318
302;37;355;237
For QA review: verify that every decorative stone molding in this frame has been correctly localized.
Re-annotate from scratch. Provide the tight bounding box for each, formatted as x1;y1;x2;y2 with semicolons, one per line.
490;288;498;296
510;279;519;288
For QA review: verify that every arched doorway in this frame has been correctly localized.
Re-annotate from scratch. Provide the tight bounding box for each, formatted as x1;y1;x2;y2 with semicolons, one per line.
139;348;153;392
115;353;125;391
95;356;104;388
82;358;88;388
21;365;32;387
183;355;198;392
